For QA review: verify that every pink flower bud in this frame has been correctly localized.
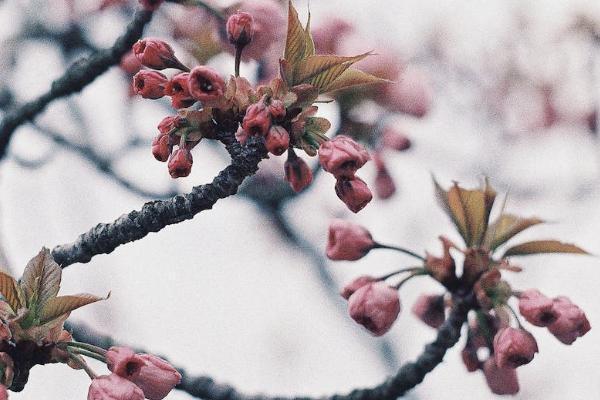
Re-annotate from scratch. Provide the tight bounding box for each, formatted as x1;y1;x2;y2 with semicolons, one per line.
425;236;457;287
326;219;374;261
138;0;163;11
284;152;313;192
340;275;377;300
373;154;396;199
152;134;171;162
461;347;481;372
411;294;445;328
168;148;193;178
483;358;519;395
88;374;144;400
120;51;142;75
318;136;371;179
382;67;432;118
381;127;411;151
547;296;591;345
132;38;182;70
493;327;538;369
165;73;195;109
334;176;373;213
265;126;289;156
127;354;181;400
348;282;401;336
157;115;182;135
0;385;7;400
226;11;254;46
133;70;167;99
188;66;225;103
518;289;557;327
106;347;141;377
268;99;286;120
242;101;271;136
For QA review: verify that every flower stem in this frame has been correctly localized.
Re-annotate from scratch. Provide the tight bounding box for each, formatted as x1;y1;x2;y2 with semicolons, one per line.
63;341;108;357
378;267;425;281
373;242;426;261
506;305;524;329
67;351;98;380
394;270;427;290
234;45;245;77
68;347;108;363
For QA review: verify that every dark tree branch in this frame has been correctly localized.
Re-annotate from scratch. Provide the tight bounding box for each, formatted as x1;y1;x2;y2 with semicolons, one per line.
52;132;268;268
67;296;470;400
0;9;154;160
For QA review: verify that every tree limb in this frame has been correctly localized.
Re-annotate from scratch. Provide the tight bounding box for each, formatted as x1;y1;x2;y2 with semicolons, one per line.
52;132;268;268
0;9;154;160
67;297;470;400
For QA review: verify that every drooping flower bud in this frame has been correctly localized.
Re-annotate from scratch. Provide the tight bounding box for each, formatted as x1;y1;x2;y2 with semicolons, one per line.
318;136;371;179
157;115;182;135
373;153;396;199
547;296;591;345
335;177;373;213
518;289;557;327
120;51;142;75
284;151;313;192
340;275;377;300
168;148;193;178
326;219;375;261
152;134;171;162
242;100;271;136
87;374;144;400
493;327;538;369
381;127;411;151
268;99;286;120
265;125;289;156
133;70;167;99
138;0;163;11
483;358;520;395
411;294;445;328
424;236;457;288
188;66;225;103
226;11;254;46
128;354;181;400
348;282;401;336
132;38;183;70
165;73;195;109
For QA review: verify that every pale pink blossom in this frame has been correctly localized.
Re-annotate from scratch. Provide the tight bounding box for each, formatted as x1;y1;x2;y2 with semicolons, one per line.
335;177;373;213
88;374;144;400
318;136;371;179
133;71;167;99
128;354;182;400
340;276;377;300
381;127;411;151
412;294;445;328
548;296;591;345
242;100;272;136
348;282;400;336
188;66;225;103
312;18;354;55
518;289;557;327
326;219;374;261
483;358;520;395
284;153;312;192
381;67;432;118
493;327;538;369
265;126;289;156
226;12;254;46
165;73;195;109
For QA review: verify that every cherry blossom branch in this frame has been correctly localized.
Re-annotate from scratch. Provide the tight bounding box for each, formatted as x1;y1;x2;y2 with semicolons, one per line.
66;296;470;400
0;9;154;160
52;132;268;268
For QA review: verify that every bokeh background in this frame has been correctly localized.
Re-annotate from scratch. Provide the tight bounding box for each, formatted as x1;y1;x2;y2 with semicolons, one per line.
0;0;599;398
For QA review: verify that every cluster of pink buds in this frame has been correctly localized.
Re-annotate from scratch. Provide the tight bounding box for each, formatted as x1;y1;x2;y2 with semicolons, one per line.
133;2;385;213
326;179;591;395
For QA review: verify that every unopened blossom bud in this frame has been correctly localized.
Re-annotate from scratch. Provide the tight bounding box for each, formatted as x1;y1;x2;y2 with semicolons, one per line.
226;12;254;46
242;101;271;136
381;127;411;151
188;66;226;103
547;296;591;345
0;385;7;400
265;125;289;156
335;177;373;213
318;136;371;179
284;151;313;192
493;327;538;369
348;282;401;336
461;346;481;372
165;73;195;109
128;354;181;400
269;99;286;120
133;70;167;99
412;294;445;328
483;358;519;395
132;38;183;70
340;275;377;300
518;289;557;327
425;236;457;288
157;115;182;135
120;51;142;75
138;0;163;11
152;134;171;162
168;148;193;178
88;374;144;400
373;154;396;199
106;347;140;377
326;219;375;261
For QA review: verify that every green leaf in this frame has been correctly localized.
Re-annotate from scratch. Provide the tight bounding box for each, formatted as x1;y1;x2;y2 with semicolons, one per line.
0;272;23;313
320;68;390;93
284;1;308;70
434;178;496;247
293;53;370;86
39;293;107;324
305;117;331;136
484;214;544;250
19;248;62;310
303;11;315;59
502;240;590;258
